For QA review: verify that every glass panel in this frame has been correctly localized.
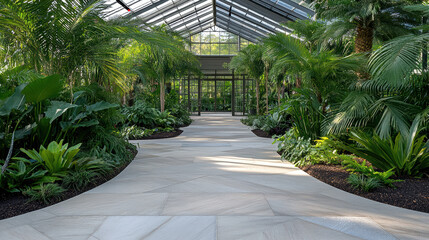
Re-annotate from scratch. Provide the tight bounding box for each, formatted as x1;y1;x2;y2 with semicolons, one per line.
201;43;211;55
211;43;220;55
189;26;254;55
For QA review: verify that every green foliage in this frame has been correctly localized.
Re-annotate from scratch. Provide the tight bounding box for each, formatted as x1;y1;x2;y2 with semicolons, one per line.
62;170;97;191
121;100;180;129
331;117;429;177
15;140;81;177
21;75;63;103
342;158;401;187
275;131;355;167
168;104;192;127
120;126;154;140
241;111;291;136
348;174;383;192
277;89;324;140
0;160;51;193
23;183;66;204
274;129;314;166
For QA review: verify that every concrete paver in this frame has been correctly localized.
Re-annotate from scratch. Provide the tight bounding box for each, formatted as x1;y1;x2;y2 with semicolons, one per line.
0;113;428;240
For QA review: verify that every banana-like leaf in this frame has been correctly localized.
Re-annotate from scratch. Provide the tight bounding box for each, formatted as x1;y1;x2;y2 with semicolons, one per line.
86;101;118;113
14;123;37;140
22;74;63;103
0;84;27;116
60;119;99;130
45;101;78;124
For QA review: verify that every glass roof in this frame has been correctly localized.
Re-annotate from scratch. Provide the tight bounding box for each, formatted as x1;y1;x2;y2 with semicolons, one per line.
104;0;314;42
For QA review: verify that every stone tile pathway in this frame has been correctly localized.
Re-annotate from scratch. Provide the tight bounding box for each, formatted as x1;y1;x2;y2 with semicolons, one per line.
1;113;428;240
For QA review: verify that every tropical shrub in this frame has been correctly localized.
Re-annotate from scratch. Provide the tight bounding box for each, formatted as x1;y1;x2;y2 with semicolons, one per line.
62;170;98;191
120;126;154;140
15;140;81;177
332;117;429;177
274;129;314;166
275;130;354;167
342;158;400;187
348;174;383;192
23;183;66;204
0;160;51;193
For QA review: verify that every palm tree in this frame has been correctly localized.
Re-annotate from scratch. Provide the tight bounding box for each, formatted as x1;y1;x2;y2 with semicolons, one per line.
119;28;200;112
369;4;429;87
324;4;429;139
264;33;364;114
0;0;171;93
229;44;264;115
311;0;413;54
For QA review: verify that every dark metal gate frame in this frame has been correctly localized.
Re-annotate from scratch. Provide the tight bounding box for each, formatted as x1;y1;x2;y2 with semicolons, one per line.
174;71;254;116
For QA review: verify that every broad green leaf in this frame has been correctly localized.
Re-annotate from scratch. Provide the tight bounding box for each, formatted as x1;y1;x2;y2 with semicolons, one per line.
22;74;63;103
45;101;78;124
86;101;118;113
0;84;27;116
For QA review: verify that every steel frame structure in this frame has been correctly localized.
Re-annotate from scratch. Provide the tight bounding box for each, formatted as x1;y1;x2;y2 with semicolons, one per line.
104;0;314;42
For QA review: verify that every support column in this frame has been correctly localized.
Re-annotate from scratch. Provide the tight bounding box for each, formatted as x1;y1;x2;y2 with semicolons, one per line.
232;70;235;116
187;73;191;112
243;74;246;115
198;75;201;116
214;70;217;112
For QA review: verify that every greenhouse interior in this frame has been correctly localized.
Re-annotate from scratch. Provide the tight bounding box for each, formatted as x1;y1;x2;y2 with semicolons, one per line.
0;0;428;239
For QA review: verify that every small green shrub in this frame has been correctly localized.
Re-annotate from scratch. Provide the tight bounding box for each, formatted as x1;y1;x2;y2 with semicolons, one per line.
23;183;66;204
348;174;383;192
274;129;314;166
15;140;81;177
120;126;153;140
275;132;355;167
331;117;429;177
0;160;53;193
342;158;401;187
62;170;97;191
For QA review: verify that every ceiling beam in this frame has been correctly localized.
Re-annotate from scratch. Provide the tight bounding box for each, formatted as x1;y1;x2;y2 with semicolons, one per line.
216;3;277;35
216;13;268;38
230;0;291;23
153;3;212;26
126;0;170;19
216;15;265;40
170;10;213;32
216;22;259;42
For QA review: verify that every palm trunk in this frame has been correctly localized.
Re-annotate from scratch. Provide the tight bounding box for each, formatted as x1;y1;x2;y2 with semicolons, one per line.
355;23;374;81
422;17;428;77
355;24;374;53
296;74;302;88
277;86;281;106
160;79;165;112
264;65;269;114
256;79;260;115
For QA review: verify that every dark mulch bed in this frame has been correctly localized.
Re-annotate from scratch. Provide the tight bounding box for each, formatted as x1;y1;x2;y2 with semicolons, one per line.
301;164;429;213
139;129;183;140
251;129;273;138
0;148;138;220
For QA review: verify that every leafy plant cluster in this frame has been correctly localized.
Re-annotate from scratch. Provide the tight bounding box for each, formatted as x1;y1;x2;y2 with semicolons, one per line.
231;1;429;194
274;129;353;167
242;111;292;136
120;99;190;139
0;139;133;203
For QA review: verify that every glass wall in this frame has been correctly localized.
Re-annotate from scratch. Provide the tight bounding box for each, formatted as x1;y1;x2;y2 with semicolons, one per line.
190;26;251;56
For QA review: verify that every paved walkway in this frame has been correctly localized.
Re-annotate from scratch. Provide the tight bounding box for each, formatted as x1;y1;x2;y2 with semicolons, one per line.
1;113;428;240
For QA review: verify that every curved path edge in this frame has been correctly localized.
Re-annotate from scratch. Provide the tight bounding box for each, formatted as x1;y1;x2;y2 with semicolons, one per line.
0;113;428;240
